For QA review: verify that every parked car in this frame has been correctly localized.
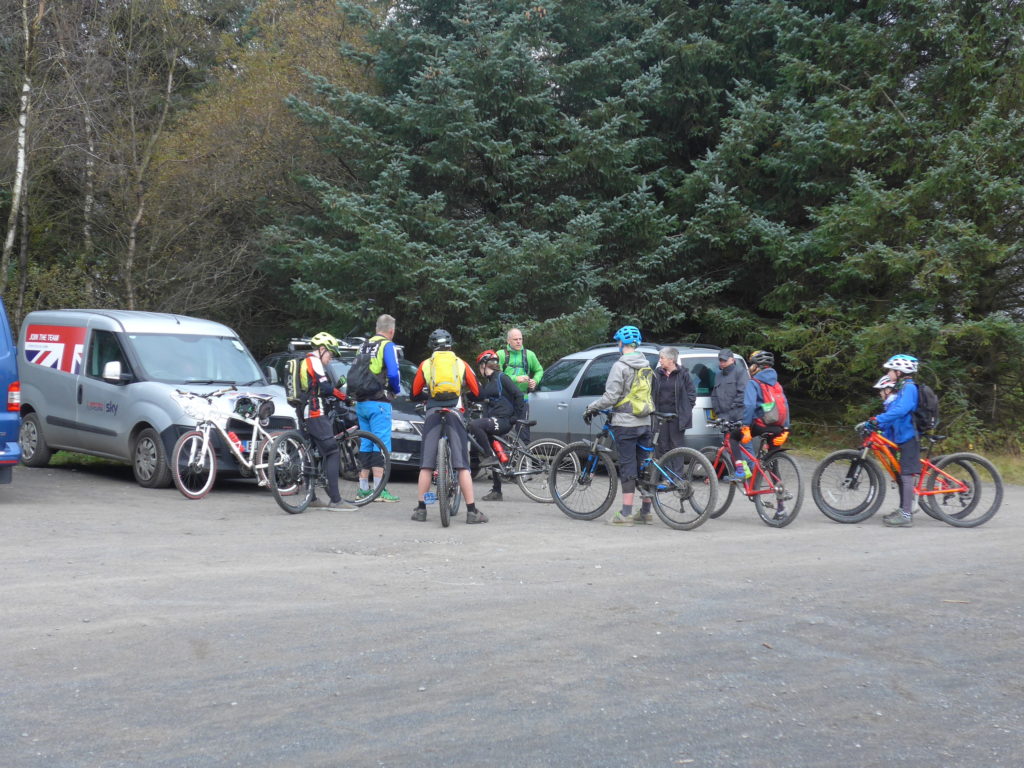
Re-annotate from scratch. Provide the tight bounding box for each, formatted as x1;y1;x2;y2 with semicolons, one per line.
0;296;21;484
17;309;295;487
528;343;743;450
260;341;423;469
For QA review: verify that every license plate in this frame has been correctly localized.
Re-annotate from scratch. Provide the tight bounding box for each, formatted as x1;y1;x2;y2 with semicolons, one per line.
240;441;251;453
390;452;412;462
705;409;716;421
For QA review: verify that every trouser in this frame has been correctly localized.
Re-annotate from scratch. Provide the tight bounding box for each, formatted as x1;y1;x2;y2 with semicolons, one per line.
355;400;391;469
468;416;511;492
306;415;341;502
612;424;653;494
896;438;922;515
656;420;687;475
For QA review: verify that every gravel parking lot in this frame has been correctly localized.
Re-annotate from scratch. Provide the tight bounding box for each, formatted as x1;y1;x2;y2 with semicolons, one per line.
2;457;1021;768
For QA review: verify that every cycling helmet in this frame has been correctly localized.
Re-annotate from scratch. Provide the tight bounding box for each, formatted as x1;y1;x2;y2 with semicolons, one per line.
428;328;453;350
257;399;275;426
310;331;342;356
749;350;774;367
883;354;918;374
613;325;642;346
476;349;499;366
873;375;896;391
233;396;257;419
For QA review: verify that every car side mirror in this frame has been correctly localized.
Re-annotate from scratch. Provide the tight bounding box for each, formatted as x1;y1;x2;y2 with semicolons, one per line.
264;366;279;385
102;360;131;384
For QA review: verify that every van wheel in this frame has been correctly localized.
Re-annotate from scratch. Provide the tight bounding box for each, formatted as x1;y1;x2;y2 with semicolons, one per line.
133;427;173;488
20;413;53;467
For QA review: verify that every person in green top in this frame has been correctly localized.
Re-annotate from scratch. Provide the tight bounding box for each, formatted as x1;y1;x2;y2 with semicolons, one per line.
495;327;544;446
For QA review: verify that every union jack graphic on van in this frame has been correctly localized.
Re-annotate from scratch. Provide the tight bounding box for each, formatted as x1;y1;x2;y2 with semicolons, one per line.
23;324;85;374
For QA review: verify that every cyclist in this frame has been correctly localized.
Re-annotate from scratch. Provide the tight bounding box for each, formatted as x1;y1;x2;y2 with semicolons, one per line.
299;332;357;511
409;329;487;524
740;350;790;447
874;374;897;406
354;314;401;503
583;325;654;526
468;350;526;502
861;355;920;528
711;348;750;462
497;328;544;442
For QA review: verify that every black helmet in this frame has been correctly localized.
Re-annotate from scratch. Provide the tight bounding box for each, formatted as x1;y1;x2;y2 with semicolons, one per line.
750;350;774;367
233;396;257;419
429;328;453;350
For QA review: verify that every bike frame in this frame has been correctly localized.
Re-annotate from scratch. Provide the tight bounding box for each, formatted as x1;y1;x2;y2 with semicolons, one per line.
173;389;274;472
709;431;784;499
859;429;969;500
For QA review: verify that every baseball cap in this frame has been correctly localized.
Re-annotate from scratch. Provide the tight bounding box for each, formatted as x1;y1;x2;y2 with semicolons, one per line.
718;348;733;361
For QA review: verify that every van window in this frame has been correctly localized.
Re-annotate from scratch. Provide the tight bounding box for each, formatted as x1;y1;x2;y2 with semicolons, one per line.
576;355;619;397
536;358;585;393
128;333;263;385
87;330;131;379
683;356;719;396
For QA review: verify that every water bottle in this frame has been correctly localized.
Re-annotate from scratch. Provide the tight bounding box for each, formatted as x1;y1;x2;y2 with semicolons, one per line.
492;439;508;464
227;431;242;452
424;491;437;504
734;460;749;482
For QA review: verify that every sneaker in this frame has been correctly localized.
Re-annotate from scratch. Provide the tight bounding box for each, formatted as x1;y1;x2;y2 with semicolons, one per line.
773;509;787;521
478;456;499;468
884;512;913;528
374;488;400;503
607;511;635;526
411;507;427;522
466;509;489;524
356;489;373;501
633;512;652;525
482;490;503;502
309;497;357;512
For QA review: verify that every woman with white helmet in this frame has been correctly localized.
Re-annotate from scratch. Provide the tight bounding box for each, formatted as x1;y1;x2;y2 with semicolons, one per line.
863;354;920;527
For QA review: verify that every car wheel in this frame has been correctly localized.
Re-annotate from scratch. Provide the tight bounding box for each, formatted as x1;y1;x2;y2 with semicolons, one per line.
19;412;53;467
133;427;173;488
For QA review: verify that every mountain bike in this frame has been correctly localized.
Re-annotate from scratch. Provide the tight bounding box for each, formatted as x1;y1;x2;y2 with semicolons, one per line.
811;425;1003;527
465;406;568;503
547;410;717;530
170;387;281;499
700;419;803;527
266;403;390;514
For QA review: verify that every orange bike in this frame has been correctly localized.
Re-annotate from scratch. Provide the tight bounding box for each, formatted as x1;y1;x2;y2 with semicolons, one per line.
701;419;803;528
811;426;1003;527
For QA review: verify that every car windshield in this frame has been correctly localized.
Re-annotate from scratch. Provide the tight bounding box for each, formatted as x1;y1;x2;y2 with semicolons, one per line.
129;333;264;385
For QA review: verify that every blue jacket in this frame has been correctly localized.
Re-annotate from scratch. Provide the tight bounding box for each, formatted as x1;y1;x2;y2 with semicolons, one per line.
743;368;790;428
875;379;918;444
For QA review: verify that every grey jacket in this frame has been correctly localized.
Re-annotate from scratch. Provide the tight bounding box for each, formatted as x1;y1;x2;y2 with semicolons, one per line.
711;360;749;422
588;351;652;428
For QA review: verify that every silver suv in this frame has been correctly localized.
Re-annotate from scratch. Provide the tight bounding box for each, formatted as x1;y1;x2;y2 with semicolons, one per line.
528;343;743;450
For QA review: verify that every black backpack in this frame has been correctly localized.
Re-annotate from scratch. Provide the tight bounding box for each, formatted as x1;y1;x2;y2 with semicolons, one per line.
346;338;386;401
914;381;939;433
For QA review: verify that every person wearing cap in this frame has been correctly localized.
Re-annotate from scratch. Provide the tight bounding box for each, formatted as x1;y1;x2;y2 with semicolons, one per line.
467;350;526;502
711;347;750;458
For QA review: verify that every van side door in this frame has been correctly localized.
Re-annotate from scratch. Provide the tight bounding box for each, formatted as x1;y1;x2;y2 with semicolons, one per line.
20;321;87;449
76;328;134;459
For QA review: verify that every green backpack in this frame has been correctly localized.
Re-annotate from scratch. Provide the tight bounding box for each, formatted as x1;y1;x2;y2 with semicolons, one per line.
616;366;654;417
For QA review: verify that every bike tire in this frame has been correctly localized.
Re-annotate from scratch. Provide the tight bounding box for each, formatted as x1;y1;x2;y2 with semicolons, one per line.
753;451;803;527
337;430;391;505
811;449;886;523
171;430;217;499
925;453;1003;528
514;438;569;503
650;447;717;531
700;445;735;519
268;430;316;514
436;437;459;527
549;441;618;521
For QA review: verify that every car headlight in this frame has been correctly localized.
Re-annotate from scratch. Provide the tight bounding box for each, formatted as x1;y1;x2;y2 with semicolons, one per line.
391;419;417;433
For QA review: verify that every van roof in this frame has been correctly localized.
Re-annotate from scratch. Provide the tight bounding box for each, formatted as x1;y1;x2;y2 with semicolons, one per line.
25;309;237;336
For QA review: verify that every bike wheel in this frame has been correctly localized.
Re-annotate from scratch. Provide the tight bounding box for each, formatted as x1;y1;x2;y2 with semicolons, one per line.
924;453;1003;528
436;437;460;527
267;430;316;514
336;430;391;505
753;451;803;527
515;439;569;503
650;447;717;530
549;441;618;521
700;446;735;519
811;449;886;523
171;430;217;500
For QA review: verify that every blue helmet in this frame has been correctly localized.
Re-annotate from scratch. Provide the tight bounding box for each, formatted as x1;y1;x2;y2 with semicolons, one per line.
613;325;642;346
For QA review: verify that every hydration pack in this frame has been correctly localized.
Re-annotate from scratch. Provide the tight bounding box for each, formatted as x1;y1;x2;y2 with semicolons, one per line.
914;381;939;433
426;350;464;398
285;356;315;407
346;337;386;401
754;380;789;427
616;366;654;418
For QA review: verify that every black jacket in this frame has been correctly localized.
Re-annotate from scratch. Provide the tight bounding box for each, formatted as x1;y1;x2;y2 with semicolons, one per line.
652;365;697;430
477;371;525;423
711;361;749;422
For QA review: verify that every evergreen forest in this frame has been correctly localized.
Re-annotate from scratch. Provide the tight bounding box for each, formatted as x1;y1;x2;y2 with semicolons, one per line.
2;0;1023;449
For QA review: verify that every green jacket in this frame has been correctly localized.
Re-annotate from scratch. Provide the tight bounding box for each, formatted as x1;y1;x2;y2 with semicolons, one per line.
497;347;544;397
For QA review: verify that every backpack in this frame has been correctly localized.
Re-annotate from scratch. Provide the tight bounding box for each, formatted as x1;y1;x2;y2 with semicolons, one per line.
754;380;789;427
285;356;316;407
616;365;654;417
914;381;939;433
346;337;386;401
425;350;464;398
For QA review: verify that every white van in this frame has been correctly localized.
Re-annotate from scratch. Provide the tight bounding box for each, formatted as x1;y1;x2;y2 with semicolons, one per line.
17;309;295;487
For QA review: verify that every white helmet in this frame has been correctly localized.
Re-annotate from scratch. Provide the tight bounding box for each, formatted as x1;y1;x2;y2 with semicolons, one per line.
883;354;918;374
873;375;895;390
